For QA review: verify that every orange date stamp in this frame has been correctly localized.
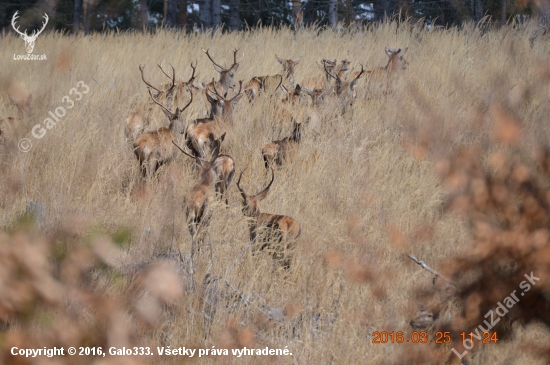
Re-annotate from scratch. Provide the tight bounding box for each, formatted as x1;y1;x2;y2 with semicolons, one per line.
371;331;498;344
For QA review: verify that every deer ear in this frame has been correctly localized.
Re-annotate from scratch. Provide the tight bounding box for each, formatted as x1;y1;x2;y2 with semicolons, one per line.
399;47;408;56
213;64;224;73
385;47;397;57
302;85;313;96
293;57;301;65
161;108;173;120
275;55;284;64
256;188;270;202
206;92;216;104
229;63;239;73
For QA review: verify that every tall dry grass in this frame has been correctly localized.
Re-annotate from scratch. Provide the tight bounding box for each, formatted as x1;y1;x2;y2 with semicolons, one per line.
1;20;550;364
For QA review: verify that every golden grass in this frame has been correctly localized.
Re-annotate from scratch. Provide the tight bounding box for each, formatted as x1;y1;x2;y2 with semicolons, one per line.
1;20;550;364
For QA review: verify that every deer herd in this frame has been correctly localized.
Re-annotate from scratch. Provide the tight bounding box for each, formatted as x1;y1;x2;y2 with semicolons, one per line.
121;46;409;271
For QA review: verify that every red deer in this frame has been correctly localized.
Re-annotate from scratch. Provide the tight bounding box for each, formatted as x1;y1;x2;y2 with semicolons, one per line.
275;55;301;86
129;63;197;145
172;137;230;253
302;59;348;93
125;104;152;144
202;48;242;94
261;121;302;169
236;168;301;269
186;80;245;158
245;75;283;101
139;64;177;110
324;63;365;100
362;47;409;77
133;88;193;182
355;48;408;94
245;55;301;100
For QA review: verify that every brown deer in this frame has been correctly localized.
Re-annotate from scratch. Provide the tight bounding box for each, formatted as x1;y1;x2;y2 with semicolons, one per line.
275;55;301;85
130;63;197;143
245;75;283;101
324;63;365;100
139;64;177;110
261;121;302;169
202;48;242;94
133;88;193;182
125;104;152;144
172;138;228;254
236;169;301;269
302;59;348;93
186;80;245;158
355;48;408;94
159;62;199;106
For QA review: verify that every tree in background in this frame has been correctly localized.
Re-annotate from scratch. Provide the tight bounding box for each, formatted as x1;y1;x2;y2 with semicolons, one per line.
0;0;549;33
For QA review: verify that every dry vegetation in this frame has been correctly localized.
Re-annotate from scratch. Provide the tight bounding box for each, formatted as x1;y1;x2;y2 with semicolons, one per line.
1;19;550;364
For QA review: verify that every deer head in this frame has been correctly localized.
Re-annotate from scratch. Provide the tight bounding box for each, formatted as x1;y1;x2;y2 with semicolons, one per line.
172;134;224;183
202;48;242;93
237;168;275;217
206;79;245;123
385;47;409;72
148;84;193;136
11;12;48;54
275;55;301;81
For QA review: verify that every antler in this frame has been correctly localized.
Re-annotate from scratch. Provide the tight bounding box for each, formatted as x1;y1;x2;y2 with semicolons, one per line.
148;88;174;118
187;61;197;84
236;169;247;197
11;11;27;37
157;63;176;95
180;90;194;113
139;65;163;93
172;140;201;161
31;13;48;38
229;80;244;101
202;48;225;70
255;168;275;198
323;62;339;82
207;78;224;100
232;48;242;66
350;64;365;89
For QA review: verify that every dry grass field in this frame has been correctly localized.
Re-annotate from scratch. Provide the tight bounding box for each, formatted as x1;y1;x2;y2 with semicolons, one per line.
1;20;550;364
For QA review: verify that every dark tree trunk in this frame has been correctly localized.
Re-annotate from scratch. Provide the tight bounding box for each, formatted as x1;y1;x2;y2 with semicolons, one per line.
473;0;483;21
200;0;212;28
179;0;188;30
73;0;81;33
328;0;337;27
164;0;178;27
140;0;149;31
212;0;221;29
229;0;240;30
500;0;506;24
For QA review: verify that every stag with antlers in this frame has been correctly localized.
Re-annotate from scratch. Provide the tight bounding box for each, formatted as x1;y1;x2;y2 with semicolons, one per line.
202;48;242;94
237;169;301;269
186;80;245;159
133;78;193;183
172;136;233;253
